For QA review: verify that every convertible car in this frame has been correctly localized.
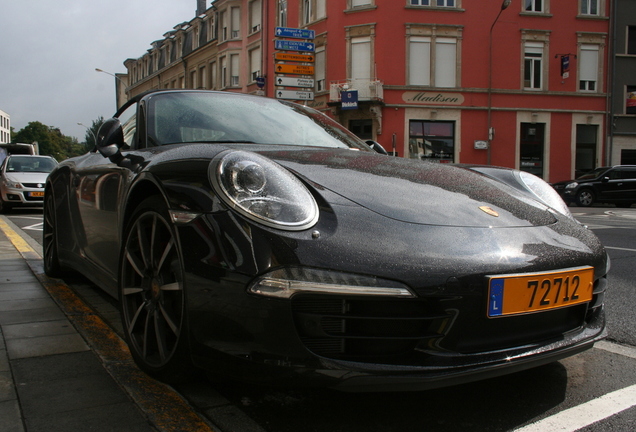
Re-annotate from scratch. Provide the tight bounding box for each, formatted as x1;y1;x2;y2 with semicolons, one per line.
44;90;608;391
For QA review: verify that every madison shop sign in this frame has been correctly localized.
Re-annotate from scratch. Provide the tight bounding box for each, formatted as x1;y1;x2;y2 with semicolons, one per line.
402;92;464;105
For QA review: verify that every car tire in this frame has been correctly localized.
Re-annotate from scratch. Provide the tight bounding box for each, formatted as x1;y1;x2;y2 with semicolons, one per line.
43;189;63;277
119;196;194;383
576;189;595;207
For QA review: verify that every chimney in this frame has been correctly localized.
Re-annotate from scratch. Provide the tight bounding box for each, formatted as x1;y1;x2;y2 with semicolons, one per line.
196;0;206;16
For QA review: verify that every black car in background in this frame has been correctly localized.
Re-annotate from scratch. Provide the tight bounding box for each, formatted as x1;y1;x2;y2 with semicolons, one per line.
552;165;636;208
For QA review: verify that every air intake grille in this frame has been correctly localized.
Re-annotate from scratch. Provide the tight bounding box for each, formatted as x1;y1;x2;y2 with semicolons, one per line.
291;295;454;363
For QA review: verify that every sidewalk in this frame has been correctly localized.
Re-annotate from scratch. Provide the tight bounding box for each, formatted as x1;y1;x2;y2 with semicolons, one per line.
0;216;215;432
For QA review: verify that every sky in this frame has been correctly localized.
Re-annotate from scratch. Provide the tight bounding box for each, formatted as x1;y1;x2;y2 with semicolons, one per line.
0;0;198;142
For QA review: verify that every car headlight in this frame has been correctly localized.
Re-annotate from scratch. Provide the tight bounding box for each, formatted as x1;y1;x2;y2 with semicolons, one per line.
565;182;578;189
3;179;22;189
210;150;319;231
518;171;572;217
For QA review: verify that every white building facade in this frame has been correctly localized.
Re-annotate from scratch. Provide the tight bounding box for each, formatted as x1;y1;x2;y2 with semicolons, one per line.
0;110;9;144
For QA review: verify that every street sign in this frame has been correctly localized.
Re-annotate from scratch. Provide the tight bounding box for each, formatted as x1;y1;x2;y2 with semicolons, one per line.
341;90;359;110
275;27;315;40
256;76;265;89
276;76;315;88
274;52;315;63
275;64;315;75
275;40;315;52
276;90;315;101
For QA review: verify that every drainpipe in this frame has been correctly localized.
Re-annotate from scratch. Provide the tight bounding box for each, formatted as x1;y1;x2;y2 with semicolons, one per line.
607;0;617;166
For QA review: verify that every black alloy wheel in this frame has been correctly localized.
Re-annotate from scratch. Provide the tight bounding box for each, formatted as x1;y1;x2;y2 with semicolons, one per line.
43;189;62;277
576;189;595;207
119;196;193;382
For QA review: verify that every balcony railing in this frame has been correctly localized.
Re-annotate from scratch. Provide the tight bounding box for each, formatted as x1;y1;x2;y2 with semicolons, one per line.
330;79;384;102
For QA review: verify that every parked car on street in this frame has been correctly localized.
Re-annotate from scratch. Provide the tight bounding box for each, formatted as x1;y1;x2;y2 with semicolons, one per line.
44;90;609;391
551;165;636;208
0;154;58;213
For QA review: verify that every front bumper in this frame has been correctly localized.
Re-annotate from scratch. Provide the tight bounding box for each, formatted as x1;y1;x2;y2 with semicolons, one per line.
1;187;45;206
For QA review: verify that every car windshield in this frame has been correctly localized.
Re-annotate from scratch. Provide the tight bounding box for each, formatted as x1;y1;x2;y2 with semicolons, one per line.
145;91;370;150
6;156;57;173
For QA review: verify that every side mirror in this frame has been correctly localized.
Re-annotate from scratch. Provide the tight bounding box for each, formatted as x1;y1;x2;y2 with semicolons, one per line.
96;118;125;161
601;176;610;183
365;140;388;155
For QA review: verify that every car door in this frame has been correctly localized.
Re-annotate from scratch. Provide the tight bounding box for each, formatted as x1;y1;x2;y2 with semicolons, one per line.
618;167;636;202
596;167;635;203
71;102;138;278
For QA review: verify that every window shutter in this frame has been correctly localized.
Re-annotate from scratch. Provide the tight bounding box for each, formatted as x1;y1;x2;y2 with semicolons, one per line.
409;37;431;86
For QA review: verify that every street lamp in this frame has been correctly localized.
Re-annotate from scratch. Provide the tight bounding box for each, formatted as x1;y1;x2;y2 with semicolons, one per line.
95;68;127;86
95;68;128;109
487;0;512;165
77;122;97;146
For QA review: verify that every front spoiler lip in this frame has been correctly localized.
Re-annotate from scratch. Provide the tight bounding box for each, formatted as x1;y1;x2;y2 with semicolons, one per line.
326;325;606;392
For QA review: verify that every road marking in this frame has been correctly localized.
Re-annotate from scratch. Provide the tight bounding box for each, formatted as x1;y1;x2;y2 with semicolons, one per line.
595;340;636;359
514;384;636;432
22;222;43;231
604;246;636;253
514;341;636;432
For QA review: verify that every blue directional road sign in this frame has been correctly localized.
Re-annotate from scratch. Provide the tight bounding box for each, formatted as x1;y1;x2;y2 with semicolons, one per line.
275;27;315;40
275;40;315;53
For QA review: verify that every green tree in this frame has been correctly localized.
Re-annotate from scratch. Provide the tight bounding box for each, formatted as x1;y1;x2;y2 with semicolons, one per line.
82;116;104;152
12;121;80;161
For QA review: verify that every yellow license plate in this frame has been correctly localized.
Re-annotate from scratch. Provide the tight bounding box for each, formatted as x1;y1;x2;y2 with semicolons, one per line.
29;191;44;197
487;267;594;318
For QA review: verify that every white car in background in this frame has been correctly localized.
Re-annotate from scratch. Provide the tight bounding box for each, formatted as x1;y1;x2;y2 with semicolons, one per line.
0;155;57;213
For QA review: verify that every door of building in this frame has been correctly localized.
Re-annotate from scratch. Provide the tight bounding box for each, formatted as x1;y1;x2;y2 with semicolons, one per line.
349;119;373;140
576;124;597;178
520;123;545;178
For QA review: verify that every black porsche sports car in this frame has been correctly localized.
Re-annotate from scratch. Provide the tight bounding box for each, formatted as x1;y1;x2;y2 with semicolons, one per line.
44;90;608;391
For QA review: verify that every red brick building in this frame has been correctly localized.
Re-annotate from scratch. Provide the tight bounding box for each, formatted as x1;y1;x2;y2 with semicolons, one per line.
124;0;611;182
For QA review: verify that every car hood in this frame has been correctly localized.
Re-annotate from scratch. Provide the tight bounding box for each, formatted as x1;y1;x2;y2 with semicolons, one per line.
261;148;556;228
3;172;49;184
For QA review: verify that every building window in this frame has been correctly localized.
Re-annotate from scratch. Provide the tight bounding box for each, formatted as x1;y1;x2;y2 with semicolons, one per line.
220;10;228;41
230;54;240;87
198;66;207;89
315;46;326;92
302;0;326;25
579;44;599;92
210;61;217;89
249;48;261;82
351;36;372;80
525;0;544;12
409;0;457;7
580;0;599;16
627;86;636;115
221;57;228;87
278;0;287;27
524;42;543;90
408;120;455;163
231;7;241;39
350;0;373;8
408;36;457;88
628;26;636;55
249;1;261;34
